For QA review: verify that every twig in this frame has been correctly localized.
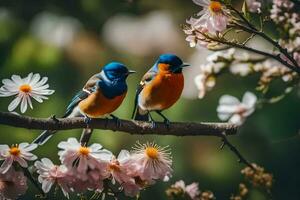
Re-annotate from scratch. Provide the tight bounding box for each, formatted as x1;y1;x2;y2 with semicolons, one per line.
229;5;300;70
220;132;254;169
198;30;300;74
0;112;237;137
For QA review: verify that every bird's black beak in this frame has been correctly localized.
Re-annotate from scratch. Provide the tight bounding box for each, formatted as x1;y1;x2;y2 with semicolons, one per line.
127;70;136;75
180;63;190;68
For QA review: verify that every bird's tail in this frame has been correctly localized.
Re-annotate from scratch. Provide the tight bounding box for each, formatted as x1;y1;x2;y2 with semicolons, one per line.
133;107;149;121
32;130;57;145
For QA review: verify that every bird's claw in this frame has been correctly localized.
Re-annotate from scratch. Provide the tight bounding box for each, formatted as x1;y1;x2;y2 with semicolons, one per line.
84;116;92;128
50;115;59;123
150;121;156;129
164;119;170;129
110;115;121;128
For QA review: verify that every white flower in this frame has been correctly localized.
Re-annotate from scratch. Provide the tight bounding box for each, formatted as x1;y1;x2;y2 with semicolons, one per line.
246;0;262;13
217;91;257;125
130;142;172;182
230;63;252;76
192;0;229;33
35;158;70;198
0;73;55;113
58;138;112;174
0;143;37;174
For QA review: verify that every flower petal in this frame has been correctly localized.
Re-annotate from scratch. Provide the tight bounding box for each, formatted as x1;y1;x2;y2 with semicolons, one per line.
8;96;22;112
242;92;257;108
20;95;28;113
0;157;14;174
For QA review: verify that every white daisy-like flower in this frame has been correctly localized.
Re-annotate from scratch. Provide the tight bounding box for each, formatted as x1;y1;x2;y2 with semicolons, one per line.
35;158;70;198
192;0;229;33
217;91;257;126
0;73;55;113
58;138;112;174
0;143;38;174
130;142;172;182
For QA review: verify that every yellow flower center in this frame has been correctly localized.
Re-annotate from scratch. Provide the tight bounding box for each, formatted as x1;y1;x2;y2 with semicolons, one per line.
108;162;121;172
9;146;21;156
209;1;222;13
145;147;159;159
19;84;32;93
78;146;90;156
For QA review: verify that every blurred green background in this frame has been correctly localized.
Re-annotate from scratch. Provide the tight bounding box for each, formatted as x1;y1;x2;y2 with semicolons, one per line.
0;0;299;199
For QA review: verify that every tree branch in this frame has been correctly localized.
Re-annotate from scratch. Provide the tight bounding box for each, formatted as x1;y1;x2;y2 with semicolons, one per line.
199;31;300;74
0;112;237;137
228;5;300;71
220;132;255;169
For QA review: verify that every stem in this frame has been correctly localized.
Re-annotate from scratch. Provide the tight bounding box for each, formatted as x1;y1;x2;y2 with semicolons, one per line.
198;30;300;74
229;5;300;70
220;133;255;169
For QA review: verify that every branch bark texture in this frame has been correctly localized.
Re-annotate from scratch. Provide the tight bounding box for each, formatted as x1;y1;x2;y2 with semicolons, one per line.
0;112;237;137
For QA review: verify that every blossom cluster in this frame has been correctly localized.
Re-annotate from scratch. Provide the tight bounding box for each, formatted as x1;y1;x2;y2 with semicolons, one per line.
194;48;297;99
270;0;300;66
165;180;215;200
0;139;172;199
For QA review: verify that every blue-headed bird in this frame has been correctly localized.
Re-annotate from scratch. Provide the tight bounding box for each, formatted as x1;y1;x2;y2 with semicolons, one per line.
132;54;189;126
33;62;135;145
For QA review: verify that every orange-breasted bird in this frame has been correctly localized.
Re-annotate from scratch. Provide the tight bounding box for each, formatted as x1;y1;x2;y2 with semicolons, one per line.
132;54;189;126
33;62;135;145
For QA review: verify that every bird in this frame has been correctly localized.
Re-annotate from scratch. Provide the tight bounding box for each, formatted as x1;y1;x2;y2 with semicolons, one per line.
33;62;135;145
132;54;189;127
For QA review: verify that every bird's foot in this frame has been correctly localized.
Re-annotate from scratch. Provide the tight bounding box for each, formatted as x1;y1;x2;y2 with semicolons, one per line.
84;116;92;128
50;115;59;123
163;119;170;130
110;114;121;128
150;120;157;129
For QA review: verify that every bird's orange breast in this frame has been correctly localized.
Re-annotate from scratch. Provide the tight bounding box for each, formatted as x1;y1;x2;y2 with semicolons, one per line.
140;72;184;111
78;90;126;118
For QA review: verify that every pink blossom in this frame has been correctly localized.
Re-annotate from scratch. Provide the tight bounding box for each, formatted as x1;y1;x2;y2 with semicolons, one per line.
0;167;27;199
185;18;210;48
246;0;262;13
191;0;229;33
130;142;172;182
122;181;141;197
35;158;70;198
108;150;141;197
0;143;37;174
67;168;104;192
186;182;201;200
171;180;201;200
58;138;112;173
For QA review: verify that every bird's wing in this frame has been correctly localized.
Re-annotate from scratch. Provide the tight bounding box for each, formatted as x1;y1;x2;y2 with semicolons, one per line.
131;69;157;118
64;90;91;117
63;73;104;117
83;73;102;92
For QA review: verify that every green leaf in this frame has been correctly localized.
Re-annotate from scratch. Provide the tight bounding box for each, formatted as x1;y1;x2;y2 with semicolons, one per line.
242;1;250;20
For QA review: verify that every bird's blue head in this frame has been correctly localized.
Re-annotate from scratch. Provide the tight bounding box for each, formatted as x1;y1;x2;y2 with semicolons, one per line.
102;62;135;82
156;54;190;73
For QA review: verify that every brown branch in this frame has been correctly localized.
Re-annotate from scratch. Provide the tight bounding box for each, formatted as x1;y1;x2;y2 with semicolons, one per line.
228;5;300;71
0;112;237;137
198;30;300;74
220;132;255;170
